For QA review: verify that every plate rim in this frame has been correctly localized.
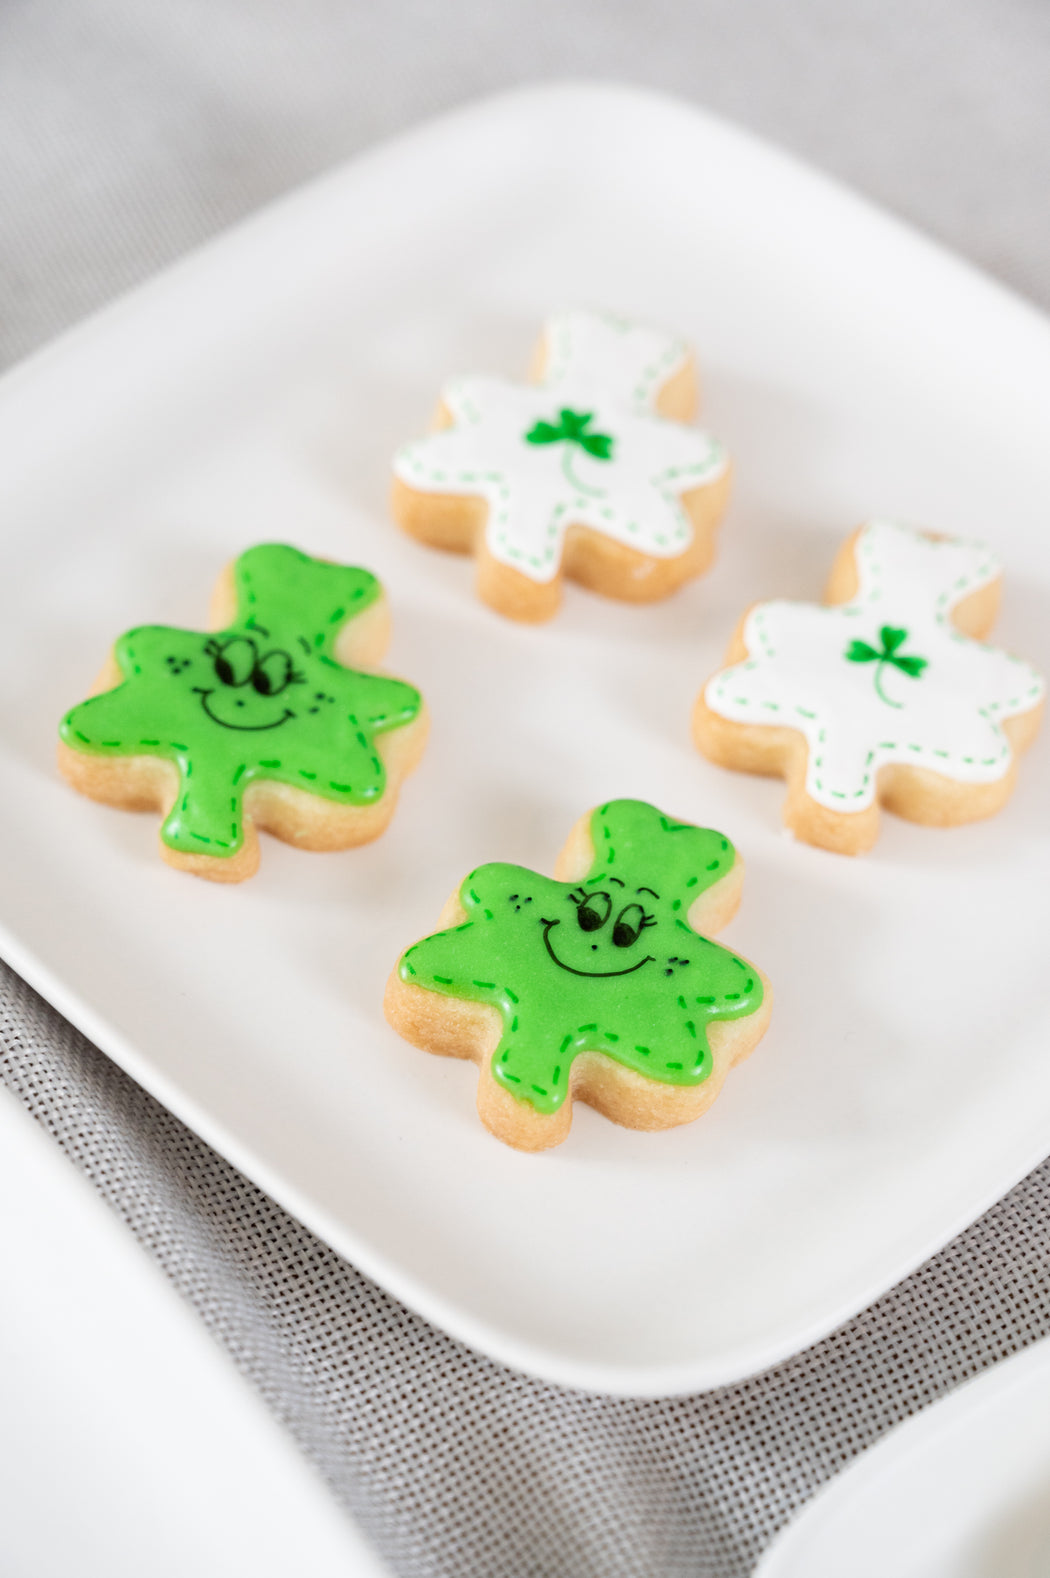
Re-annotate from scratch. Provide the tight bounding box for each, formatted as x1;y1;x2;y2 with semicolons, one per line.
754;1335;1050;1575
3;80;1050;1397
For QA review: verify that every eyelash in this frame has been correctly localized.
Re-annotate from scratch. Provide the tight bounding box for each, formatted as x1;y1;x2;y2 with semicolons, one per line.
568;888;656;927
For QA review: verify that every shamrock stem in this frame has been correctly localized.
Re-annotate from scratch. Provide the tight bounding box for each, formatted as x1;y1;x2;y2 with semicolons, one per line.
874;660;903;709
561;446;606;499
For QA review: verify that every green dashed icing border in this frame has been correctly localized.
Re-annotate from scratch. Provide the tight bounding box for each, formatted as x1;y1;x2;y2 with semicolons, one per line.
541;312;690;412
707;524;1044;809
393;325;727;585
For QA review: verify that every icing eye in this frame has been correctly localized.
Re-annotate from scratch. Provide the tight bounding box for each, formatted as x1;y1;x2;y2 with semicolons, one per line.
612;904;647;948
252;649;294;696
213;636;257;688
577;891;611;933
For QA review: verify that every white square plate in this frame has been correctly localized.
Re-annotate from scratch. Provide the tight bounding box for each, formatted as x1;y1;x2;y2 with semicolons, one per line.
1;83;1048;1396
757;1339;1050;1576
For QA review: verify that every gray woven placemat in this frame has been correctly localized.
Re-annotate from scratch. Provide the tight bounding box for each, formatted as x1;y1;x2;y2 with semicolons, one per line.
3;956;1048;1578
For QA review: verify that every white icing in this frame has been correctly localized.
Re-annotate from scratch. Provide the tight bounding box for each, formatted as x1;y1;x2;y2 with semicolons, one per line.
538;311;693;407
705;520;1044;811
393;311;727;584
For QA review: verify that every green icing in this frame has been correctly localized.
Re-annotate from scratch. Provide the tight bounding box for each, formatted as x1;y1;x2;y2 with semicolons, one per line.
524;407;615;497
845;624;928;709
59;544;422;857
398;799;763;1116
524;407;615;460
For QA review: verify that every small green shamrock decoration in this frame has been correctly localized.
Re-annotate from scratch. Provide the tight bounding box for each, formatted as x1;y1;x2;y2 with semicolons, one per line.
397;800;764;1118
524;406;615;497
845;625;928;708
525;407;615;459
59;544;422;860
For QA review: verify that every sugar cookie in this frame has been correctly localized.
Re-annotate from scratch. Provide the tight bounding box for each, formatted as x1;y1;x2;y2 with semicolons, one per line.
392;310;731;622
58;544;428;881
694;521;1044;854
384;799;770;1151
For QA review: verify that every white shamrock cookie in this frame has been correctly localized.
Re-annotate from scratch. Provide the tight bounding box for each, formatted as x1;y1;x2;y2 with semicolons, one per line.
694;521;1044;855
391;310;731;622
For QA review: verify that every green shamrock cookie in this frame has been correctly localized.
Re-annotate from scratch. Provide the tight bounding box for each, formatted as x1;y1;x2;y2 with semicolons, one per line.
386;800;770;1149
59;544;425;880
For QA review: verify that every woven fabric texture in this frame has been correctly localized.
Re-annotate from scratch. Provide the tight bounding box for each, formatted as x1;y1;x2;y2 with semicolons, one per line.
3;957;1048;1578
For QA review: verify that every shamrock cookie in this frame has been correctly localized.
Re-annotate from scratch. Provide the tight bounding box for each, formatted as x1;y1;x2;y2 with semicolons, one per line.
384;799;770;1151
392;310;731;622
694;521;1044;855
58;544;428;881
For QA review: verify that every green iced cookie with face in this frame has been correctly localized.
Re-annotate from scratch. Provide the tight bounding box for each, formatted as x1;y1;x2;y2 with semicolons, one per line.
58;543;426;880
386;800;771;1150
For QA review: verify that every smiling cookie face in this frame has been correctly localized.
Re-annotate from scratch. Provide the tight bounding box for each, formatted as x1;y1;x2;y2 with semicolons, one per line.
398;800;764;1116
134;621;349;756
59;544;423;860
195;634;305;731
544;880;660;978
149;621;350;747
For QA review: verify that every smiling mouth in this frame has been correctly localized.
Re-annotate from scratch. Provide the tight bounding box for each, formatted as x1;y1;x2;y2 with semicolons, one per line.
541;920;654;978
196;690;294;732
